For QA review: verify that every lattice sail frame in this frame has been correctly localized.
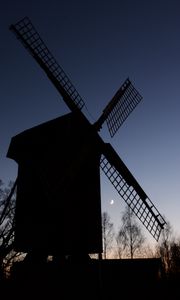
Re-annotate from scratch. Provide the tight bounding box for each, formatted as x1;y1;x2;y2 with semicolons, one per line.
100;145;166;241
10;17;85;111
106;79;142;137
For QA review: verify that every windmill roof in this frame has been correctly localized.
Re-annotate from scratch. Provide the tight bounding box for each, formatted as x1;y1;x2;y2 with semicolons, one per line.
7;112;76;162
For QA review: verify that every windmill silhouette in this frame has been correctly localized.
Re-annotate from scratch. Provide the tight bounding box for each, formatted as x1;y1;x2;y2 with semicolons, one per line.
7;17;166;259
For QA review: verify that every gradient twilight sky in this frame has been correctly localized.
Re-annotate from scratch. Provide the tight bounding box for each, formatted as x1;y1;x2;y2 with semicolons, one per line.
1;0;180;244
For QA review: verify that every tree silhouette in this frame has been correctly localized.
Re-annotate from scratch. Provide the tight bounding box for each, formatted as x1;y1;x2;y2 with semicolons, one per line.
156;219;173;275
169;241;180;275
0;180;19;277
102;212;114;259
116;205;145;258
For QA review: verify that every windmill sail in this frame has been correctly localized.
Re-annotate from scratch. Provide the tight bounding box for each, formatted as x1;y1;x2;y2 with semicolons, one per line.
101;143;166;241
105;79;142;137
94;78;142;137
9;17;85;112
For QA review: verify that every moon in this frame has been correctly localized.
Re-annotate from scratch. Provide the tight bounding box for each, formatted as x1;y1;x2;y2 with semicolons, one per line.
110;199;114;205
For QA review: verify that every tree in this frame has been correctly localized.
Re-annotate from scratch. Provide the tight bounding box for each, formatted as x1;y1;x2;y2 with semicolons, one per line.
169;241;180;275
0;179;18;277
156;219;173;274
116;227;125;259
116;205;145;259
102;212;114;259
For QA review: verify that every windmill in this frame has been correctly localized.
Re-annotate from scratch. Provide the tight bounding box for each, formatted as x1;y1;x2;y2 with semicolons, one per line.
7;17;166;258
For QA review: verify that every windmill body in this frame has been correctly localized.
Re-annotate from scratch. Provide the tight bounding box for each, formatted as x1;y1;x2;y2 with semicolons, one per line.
7;17;166;258
7;112;102;255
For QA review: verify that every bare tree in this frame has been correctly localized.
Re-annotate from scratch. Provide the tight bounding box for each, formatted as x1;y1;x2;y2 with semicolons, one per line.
0;179;20;277
156;219;173;274
102;212;114;259
116;228;126;259
116;206;145;259
169;240;180;275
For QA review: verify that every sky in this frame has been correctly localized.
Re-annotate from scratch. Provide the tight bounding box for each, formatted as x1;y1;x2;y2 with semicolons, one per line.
1;0;180;245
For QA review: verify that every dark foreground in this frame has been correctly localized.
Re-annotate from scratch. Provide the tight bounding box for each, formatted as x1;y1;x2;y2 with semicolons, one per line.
1;258;179;299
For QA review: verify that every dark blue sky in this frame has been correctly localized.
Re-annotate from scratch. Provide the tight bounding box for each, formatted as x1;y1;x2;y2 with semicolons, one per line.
1;0;180;243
